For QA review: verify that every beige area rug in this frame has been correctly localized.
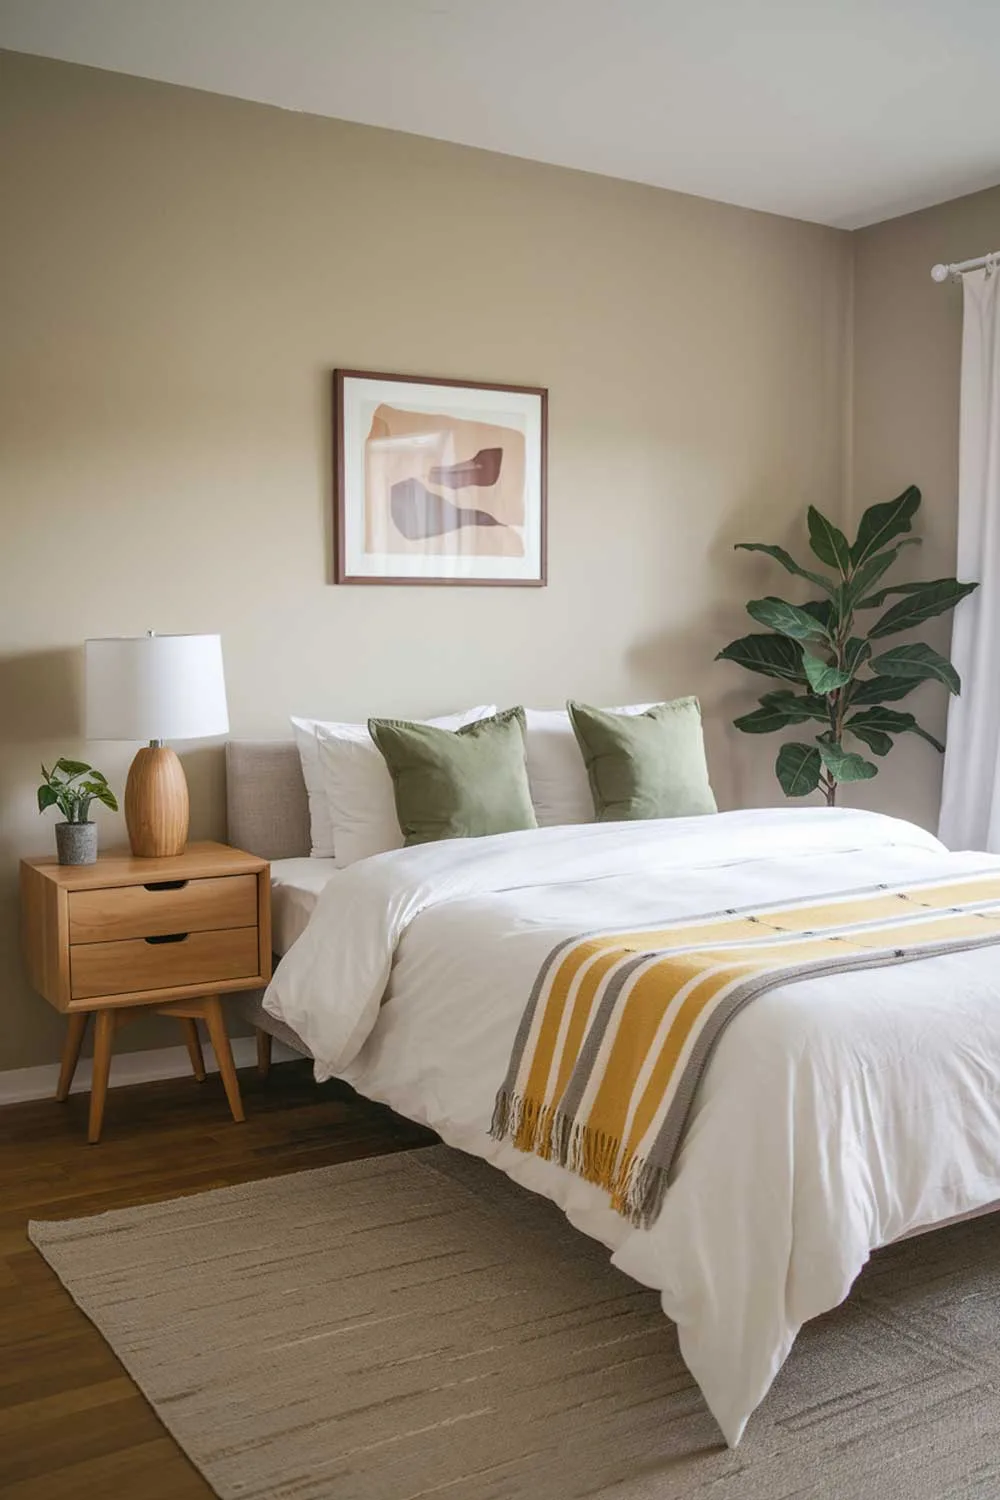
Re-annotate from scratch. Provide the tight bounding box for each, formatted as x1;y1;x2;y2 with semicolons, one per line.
28;1145;1000;1500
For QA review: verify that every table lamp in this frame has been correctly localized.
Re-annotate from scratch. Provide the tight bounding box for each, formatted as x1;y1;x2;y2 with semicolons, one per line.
85;633;229;857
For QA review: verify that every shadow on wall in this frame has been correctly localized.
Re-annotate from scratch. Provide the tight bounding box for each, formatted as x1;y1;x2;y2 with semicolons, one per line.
0;646;84;744
184;744;228;843
627;617;771;813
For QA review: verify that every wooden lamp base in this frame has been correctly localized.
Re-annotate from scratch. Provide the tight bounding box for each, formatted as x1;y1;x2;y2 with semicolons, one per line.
124;745;189;857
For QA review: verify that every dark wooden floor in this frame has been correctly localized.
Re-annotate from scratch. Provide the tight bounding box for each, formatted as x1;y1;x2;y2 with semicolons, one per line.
0;1060;437;1498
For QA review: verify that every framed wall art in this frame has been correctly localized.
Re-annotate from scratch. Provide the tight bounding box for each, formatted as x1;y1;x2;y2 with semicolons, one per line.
334;369;547;586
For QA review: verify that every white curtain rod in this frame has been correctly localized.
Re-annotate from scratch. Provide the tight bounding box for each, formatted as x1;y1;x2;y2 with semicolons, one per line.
931;252;999;282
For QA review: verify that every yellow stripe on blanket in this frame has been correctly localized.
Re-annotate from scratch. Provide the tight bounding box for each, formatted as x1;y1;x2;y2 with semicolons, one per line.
491;871;1000;1228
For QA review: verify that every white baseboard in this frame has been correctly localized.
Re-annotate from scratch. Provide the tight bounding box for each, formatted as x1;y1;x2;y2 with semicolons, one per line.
0;1035;300;1107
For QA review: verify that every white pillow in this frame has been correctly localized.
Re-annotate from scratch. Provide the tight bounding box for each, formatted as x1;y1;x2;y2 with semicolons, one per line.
296;706;497;865
291;716;346;858
525;704;657;826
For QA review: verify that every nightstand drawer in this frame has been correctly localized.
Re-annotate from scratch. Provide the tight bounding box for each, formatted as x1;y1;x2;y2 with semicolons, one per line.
68;875;257;944
70;927;260;1000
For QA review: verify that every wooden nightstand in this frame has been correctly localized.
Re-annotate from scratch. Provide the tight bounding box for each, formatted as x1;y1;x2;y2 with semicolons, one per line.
20;841;271;1142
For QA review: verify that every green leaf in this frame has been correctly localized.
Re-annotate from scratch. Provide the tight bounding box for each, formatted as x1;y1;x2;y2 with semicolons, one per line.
846;706;946;753
776;742;823;797
759;688;827;710
845;540;922;608
746;596;831;642
734;698;817;734
807;506;852;574
847;707;918;733
817;738;878;783
801;598;838;633
716;633;807;683
857;579;930;610
868;578;978;639
733;542;836;594
842;637;872;675
850;725;894;756
757;689;831;725
55;757;91;778
37;784;58;813
850;485;921;568
847;674;920;706
94;787;119;812
802;651;852;694
869;642;961;694
910;724;946;753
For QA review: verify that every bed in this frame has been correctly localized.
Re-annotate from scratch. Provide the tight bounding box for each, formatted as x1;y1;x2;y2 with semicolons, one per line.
225;740;1000;1448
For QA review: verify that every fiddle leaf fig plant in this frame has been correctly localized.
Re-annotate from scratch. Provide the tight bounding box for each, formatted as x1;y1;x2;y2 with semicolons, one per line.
37;759;119;824
717;486;978;806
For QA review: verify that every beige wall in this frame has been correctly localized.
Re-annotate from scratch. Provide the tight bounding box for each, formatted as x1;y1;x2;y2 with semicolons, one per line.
0;51;856;1071
850;185;1000;831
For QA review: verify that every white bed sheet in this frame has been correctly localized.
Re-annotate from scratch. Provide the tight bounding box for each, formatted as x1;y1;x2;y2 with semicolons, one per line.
270;857;338;955
264;809;1000;1446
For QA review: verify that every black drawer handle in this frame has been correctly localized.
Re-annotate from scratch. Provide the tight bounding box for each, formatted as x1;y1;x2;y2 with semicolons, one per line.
143;879;189;892
144;932;189;945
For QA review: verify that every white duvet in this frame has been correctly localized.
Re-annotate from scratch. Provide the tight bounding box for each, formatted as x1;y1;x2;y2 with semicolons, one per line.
263;807;1000;1446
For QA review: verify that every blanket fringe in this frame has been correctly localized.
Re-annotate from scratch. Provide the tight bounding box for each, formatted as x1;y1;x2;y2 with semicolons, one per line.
491;1088;669;1229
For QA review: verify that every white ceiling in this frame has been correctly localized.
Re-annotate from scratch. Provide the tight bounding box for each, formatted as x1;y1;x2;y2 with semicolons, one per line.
2;0;999;229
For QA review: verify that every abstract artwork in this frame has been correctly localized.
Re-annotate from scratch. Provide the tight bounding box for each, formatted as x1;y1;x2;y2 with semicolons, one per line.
334;370;547;585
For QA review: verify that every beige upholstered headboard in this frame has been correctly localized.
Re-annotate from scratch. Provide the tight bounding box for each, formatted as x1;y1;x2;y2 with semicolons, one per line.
225;741;311;861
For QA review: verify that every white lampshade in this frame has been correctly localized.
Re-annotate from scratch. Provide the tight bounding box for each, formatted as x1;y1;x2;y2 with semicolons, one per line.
85;633;229;742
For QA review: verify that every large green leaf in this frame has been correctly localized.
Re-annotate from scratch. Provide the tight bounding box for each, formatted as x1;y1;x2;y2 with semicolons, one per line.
759;689;831;718
734;700;817;734
733;543;835;595
846;706;945;753
850;485;921;568
802;651;852;694
55;757;91;778
746;596;831;642
776;742;822;797
842;636;872;675
817;737;878;783
869;642;960;694
802;597;839;633
849;724;894;756
807;506;851;575
845;540;921;609
37;784;58;813
716;633;807;683
847;674;920;706
857;579;928;610
868;578;978;639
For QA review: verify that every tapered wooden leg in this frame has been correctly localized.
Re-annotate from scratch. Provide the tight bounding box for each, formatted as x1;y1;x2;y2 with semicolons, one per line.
203;996;245;1123
88;1010;116;1144
182;1019;207;1081
256;1028;272;1081
56;1011;90;1102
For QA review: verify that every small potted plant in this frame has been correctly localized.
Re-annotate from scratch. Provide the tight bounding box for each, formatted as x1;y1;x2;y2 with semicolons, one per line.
37;759;119;865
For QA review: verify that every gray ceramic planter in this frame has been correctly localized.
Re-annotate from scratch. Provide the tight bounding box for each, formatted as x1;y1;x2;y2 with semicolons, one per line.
56;821;98;865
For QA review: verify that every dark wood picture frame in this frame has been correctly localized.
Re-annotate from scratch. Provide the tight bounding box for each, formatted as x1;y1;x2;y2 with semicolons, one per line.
333;368;548;587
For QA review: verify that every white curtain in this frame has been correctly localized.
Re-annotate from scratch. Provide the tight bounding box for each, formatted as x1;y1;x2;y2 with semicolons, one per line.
939;265;1000;850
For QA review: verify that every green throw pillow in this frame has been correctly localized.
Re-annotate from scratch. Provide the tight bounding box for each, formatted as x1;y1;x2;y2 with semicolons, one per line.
368;706;538;846
567;698;717;822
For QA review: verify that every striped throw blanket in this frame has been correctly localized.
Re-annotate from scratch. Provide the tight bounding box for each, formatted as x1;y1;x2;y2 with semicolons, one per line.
491;872;1000;1229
